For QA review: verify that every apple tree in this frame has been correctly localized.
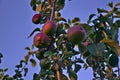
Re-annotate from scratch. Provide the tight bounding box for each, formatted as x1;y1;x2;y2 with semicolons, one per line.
1;0;120;80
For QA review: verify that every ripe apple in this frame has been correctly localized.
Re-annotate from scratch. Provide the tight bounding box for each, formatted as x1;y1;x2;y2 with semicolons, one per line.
32;13;41;24
33;32;50;48
67;25;86;44
42;21;56;36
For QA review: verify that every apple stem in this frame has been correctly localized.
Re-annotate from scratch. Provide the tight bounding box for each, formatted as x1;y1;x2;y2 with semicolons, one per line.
50;0;57;21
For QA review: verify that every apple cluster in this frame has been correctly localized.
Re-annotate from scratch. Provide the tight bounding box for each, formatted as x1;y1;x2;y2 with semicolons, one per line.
32;13;57;49
32;13;86;49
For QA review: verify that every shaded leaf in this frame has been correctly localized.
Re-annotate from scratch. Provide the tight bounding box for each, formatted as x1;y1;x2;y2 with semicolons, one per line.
108;2;113;8
4;68;8;72
63;23;70;29
76;58;84;63
0;53;3;58
30;58;36;67
24;68;28;76
30;0;36;7
20;60;24;64
87;14;96;23
97;43;106;52
74;64;81;73
61;74;69;80
97;8;108;13
33;73;40;80
15;64;22;68
100;39;120;55
115;11;120;16
69;70;77;80
25;47;30;51
56;0;65;11
87;44;97;56
27;28;40;38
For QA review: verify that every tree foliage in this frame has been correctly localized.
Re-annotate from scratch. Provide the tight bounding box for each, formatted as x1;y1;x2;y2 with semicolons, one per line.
0;0;120;80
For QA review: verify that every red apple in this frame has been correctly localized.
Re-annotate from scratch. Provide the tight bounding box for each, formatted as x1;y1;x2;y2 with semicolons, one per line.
67;25;86;44
33;32;50;48
42;21;56;36
32;13;41;24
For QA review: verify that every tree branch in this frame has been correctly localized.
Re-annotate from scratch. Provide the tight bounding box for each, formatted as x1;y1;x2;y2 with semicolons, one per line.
50;0;57;21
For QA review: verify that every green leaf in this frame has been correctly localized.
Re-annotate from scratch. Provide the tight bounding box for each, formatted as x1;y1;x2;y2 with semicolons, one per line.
68;19;72;25
25;47;30;51
87;44;97;56
72;17;80;23
80;23;92;34
56;0;65;11
69;70;78;80
27;28;40;38
63;51;74;60
55;11;61;18
0;52;3;58
24;68;28;76
100;39;120;55
44;51;53;57
30;0;36;7
15;64;22;69
97;8;108;13
4;68;8;72
63;23;70;29
72;17;80;25
97;43;106;52
108;2;113;8
33;73;40;80
87;14;96;23
76;58;84;63
58;17;67;22
30;58;36;67
74;64;81;73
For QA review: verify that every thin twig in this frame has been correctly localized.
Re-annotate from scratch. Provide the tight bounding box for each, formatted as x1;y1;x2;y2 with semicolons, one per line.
50;0;57;21
55;63;61;80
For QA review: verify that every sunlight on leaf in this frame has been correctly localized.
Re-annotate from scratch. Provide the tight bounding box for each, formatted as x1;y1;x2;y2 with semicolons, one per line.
36;4;42;12
100;39;120;55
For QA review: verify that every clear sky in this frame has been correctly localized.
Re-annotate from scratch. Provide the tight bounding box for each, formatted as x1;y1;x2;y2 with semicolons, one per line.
0;0;119;80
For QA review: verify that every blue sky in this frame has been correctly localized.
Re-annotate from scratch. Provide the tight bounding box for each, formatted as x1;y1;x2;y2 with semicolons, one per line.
0;0;119;80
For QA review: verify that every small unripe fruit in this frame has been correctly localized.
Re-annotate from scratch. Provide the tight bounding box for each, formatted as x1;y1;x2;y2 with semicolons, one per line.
42;21;56;36
32;13;41;24
67;25;86;44
33;32;50;48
